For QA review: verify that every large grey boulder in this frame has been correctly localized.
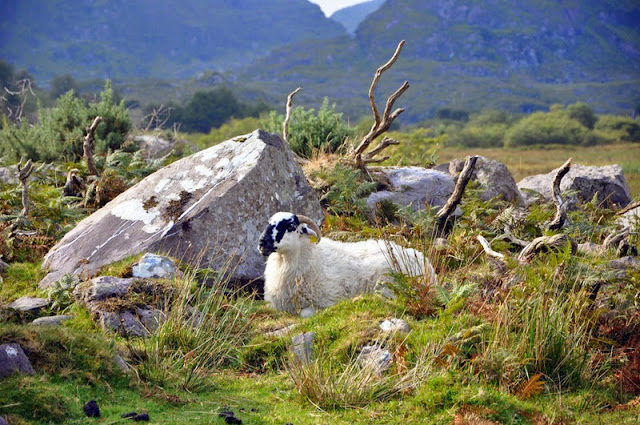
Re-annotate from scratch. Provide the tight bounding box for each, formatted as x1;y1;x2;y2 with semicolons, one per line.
367;167;454;215
449;156;523;204
40;130;323;288
0;343;34;378
517;164;632;208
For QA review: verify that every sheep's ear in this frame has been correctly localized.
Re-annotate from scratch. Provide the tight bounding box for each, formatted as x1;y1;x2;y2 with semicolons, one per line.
302;224;319;243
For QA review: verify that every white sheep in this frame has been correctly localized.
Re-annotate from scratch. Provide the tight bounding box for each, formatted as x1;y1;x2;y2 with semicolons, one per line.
257;212;437;317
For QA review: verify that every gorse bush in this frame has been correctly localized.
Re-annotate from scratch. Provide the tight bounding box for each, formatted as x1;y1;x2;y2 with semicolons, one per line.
261;97;355;158
504;110;604;147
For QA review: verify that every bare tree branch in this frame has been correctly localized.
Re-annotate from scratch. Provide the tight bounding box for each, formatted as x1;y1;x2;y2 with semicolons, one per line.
8;158;35;234
351;40;409;171
435;155;478;237
3;78;36;123
547;158;572;230
283;87;302;143
476;235;505;260
616;200;640;216
84;116;102;176
517;234;576;264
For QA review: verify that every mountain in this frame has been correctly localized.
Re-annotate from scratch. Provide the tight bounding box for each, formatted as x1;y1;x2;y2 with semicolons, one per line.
330;0;385;35
0;0;346;80
241;0;640;122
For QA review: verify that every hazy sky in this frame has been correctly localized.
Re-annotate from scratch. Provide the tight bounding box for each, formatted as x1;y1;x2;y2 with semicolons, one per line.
308;0;368;17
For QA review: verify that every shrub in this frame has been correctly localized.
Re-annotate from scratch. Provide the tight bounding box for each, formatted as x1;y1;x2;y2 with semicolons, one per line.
595;115;640;143
261;97;355;158
504;111;603;147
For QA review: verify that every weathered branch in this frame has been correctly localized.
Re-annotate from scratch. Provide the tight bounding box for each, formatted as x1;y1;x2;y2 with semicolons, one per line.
476;235;505;260
435;155;478;237
603;226;631;250
547;158;572;231
8;159;35;234
517;234;576;264
283;87;302;143
616;200;640;216
351;40;409;171
502;224;530;248
84;116;102;176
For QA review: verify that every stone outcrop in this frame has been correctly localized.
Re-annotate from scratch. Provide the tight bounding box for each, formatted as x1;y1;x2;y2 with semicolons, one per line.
367;167;454;215
518;164;632;208
0;343;34;378
40;130;323;288
449;156;523;204
73;276;169;337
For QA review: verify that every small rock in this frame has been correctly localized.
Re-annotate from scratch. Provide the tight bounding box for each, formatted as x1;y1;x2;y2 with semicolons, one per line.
8;297;50;314
0;343;34;378
31;315;73;326
83;400;100;418
379;318;411;333
357;344;392;375
291;332;315;363
608;256;640;270
132;253;177;279
114;354;130;372
577;242;605;256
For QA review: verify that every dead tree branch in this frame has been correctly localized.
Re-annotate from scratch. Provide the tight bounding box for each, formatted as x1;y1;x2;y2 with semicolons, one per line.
547;158;572;231
435;155;478;237
8;159;35;234
517;234;576;264
283;87;302;143
476;235;505;260
616;200;640;216
84;116;102;176
3;78;36;123
142;104;173;131
351;40;409;171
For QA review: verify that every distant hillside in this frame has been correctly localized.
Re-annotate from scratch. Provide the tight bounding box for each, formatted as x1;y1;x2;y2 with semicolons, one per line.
241;0;640;122
330;0;385;35
0;0;346;81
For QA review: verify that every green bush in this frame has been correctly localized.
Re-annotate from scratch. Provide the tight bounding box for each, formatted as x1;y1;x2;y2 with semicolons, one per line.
504;111;604;147
595;114;640;142
261;97;355;158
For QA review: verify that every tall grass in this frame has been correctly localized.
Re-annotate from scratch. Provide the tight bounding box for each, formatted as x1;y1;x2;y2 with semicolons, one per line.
128;263;254;391
286;332;432;409
474;269;594;392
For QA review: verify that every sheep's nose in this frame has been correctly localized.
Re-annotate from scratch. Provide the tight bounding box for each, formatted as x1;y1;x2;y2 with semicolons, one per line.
258;233;274;256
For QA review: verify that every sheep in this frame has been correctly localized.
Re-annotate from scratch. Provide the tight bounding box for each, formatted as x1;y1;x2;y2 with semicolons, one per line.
257;212;437;317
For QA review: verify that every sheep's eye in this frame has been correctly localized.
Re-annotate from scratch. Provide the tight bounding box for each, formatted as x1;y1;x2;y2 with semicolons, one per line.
288;223;297;231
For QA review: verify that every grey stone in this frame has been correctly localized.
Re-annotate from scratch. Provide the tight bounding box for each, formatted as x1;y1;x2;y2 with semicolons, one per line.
132;253;177;279
292;332;315;363
517;164;632;208
608;256;640;271
577;242;605;256
73;276;167;337
40;129;323;288
73;276;136;304
8;297;50;313
31;315;73;326
134;134;174;159
379;318;411;333
367;167;455;215
0;343;34;378
449;156;523;204
114;354;130;372
618;205;640;231
0;166;16;185
357;344;392;375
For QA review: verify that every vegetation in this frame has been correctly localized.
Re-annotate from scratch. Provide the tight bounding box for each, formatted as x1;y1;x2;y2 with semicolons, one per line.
0;87;639;424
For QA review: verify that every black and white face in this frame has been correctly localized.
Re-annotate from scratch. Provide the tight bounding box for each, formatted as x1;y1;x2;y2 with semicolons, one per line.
257;212;317;256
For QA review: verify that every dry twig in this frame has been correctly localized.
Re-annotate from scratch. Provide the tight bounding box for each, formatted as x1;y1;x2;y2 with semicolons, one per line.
517;234;576;264
84;116;103;176
616;200;640;216
436;155;478;237
351;40;409;171
283;87;302;143
547;158;572;230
